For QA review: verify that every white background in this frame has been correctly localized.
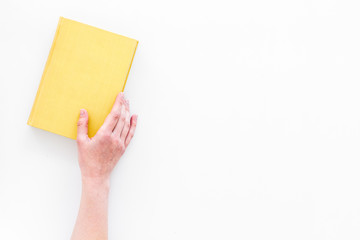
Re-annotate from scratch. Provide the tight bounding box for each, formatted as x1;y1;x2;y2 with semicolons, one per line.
1;0;360;239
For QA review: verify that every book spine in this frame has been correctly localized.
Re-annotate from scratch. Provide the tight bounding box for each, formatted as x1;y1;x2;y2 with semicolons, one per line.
122;40;139;92
27;17;64;126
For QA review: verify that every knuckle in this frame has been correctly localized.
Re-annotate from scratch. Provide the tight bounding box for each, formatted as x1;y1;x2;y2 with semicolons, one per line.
77;120;83;127
112;112;121;120
113;137;121;146
120;116;126;122
99;132;111;142
111;133;118;141
77;119;88;127
104;133;112;140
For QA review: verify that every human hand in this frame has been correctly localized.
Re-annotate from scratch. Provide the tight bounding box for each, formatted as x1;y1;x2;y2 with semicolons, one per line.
76;92;137;184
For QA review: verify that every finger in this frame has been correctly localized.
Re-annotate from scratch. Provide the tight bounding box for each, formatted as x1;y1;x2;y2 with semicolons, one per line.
125;115;138;147
113;102;128;137
77;109;89;142
119;100;131;140
100;92;125;133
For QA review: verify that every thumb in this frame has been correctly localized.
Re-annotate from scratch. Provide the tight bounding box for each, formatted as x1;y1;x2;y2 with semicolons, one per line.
77;109;89;141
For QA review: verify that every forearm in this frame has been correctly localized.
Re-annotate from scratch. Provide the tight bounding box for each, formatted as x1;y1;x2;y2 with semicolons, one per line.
71;177;110;240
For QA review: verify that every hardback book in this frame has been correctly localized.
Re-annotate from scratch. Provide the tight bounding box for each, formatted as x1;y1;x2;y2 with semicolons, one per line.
27;17;138;139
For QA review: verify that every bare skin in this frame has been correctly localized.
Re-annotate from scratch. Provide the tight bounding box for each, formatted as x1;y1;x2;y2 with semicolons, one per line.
71;92;137;240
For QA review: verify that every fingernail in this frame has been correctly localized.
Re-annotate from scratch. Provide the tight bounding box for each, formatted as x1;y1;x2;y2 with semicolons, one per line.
80;109;85;116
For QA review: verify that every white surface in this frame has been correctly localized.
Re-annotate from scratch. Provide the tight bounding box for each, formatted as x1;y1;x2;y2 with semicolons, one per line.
1;0;360;239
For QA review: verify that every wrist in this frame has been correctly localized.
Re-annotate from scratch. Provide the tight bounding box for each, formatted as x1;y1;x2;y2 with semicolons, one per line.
81;175;110;193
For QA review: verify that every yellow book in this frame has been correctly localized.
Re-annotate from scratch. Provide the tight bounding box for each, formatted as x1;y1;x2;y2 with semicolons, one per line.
28;17;138;139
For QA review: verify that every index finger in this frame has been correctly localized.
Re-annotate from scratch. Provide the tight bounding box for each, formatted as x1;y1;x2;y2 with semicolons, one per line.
99;92;126;133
